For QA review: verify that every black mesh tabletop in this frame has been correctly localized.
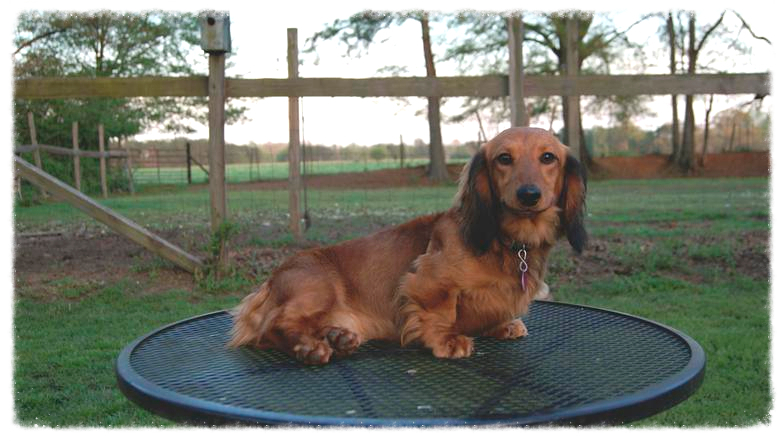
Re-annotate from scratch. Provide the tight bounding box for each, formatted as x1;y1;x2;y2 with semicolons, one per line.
116;301;705;427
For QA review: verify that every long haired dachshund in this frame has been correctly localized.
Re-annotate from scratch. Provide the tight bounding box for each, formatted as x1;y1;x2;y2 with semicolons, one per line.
229;127;587;364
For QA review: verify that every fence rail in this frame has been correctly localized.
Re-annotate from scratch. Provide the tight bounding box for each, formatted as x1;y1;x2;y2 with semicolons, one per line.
15;144;128;158
14;72;769;100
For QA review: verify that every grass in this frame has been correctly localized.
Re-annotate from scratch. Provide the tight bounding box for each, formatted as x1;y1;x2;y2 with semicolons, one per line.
12;176;770;427
131;158;440;185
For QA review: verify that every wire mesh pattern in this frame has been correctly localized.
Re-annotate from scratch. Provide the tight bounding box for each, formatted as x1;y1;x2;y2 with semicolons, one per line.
118;301;704;426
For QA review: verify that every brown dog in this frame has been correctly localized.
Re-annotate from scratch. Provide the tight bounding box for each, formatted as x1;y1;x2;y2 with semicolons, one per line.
229;127;586;364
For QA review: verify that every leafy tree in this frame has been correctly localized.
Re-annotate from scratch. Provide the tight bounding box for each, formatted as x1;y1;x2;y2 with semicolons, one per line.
13;11;246;159
306;11;450;182
446;12;650;166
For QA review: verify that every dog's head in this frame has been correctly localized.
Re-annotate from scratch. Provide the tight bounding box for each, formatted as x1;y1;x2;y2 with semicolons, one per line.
455;127;587;254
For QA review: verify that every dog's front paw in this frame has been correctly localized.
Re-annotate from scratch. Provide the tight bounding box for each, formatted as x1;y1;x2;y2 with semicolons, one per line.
323;326;361;356
293;340;333;365
485;318;528;340
431;335;474;359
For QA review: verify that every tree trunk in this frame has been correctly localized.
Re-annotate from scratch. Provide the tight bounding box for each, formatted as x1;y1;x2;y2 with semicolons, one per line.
420;14;449;182
560;96;592;164
700;94;714;167
679;13;697;172
667;13;680;161
559;15;592;166
679;11;725;171
728;118;737;151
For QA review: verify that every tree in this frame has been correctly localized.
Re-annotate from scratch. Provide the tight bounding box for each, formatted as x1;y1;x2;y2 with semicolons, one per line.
13;11;246;154
659;10;769;171
665;12;681;160
446;12;651;166
306;11;450;182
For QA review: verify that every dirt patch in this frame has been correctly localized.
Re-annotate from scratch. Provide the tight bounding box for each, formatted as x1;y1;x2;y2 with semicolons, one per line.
14;229;200;301
590;151;769;180
213;151;770;192
546;229;770;289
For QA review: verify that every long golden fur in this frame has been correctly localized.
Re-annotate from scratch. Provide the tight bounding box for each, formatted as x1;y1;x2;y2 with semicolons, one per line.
229;127;587;364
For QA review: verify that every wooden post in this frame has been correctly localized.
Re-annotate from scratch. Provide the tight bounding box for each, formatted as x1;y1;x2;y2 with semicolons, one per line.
155;147;161;184
399;135;405;168
247;148;253;182
98;124;108;198
27;112;43;170
208;49;229;269
27;112;47;198
186;142;193;184
288;28;303;242
124;140;135;195
508;13;527;127
72;122;81;191
565;16;581;161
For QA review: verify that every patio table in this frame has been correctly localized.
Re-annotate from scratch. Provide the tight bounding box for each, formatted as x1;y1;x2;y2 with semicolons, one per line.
116;300;705;426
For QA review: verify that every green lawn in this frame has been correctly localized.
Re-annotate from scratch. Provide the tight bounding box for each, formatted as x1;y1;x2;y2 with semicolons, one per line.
13;177;770;427
131;158;437;185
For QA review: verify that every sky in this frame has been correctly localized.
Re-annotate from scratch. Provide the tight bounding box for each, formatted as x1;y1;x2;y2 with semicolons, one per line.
156;1;777;147
5;0;778;147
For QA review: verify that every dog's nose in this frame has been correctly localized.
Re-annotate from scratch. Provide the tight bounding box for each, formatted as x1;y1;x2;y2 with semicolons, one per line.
517;185;541;207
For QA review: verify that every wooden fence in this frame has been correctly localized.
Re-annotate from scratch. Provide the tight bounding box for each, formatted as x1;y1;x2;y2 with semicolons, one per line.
13;20;771;271
15;113;134;197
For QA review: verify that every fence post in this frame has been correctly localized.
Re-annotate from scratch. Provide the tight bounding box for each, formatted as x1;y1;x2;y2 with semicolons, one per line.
399;135;405;168
123;138;135;195
201;12;231;272
288;28;303;242
186;141;192;184
508;13;527;127
155;147;161;184
565;16;581;161
27;112;47;198
98;124;108;198
72;122;81;191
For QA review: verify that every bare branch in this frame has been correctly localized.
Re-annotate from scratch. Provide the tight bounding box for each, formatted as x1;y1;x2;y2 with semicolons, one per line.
696;11;726;54
730;10;771;44
14;27;69;55
603;13;656;46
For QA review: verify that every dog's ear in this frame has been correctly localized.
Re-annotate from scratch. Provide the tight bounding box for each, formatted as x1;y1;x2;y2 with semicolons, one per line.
456;150;499;254
558;154;588;253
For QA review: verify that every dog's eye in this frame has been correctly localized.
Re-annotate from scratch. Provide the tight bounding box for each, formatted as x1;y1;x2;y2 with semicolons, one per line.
540;152;556;164
497;153;513;165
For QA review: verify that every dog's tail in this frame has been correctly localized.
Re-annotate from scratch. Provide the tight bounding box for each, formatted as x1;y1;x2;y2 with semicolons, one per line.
228;281;277;348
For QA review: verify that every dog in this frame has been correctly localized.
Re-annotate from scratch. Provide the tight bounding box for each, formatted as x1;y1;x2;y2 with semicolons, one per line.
229;127;587;364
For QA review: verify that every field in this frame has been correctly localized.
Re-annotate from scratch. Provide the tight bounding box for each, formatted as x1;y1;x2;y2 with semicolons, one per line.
12;170;770;427
128;150;769;186
132;157;436;185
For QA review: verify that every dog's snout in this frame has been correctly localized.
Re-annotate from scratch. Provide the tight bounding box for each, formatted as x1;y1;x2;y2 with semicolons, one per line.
516;185;541;207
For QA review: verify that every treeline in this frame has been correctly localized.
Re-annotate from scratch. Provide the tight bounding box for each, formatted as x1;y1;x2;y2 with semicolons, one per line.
584;107;769;158
122;106;768;166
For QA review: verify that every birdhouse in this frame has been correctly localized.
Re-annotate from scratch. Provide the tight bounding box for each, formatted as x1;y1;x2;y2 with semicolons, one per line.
200;12;231;53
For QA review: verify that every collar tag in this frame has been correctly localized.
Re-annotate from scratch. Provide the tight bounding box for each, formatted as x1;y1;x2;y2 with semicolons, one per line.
517;245;528;291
